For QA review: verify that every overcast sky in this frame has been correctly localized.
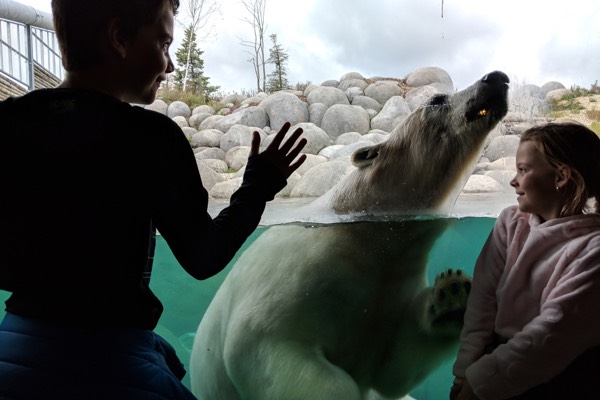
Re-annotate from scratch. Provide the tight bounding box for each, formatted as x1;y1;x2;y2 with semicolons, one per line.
16;0;600;95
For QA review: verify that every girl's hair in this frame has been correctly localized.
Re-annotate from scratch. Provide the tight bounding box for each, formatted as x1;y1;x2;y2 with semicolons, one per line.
520;121;600;216
51;0;180;71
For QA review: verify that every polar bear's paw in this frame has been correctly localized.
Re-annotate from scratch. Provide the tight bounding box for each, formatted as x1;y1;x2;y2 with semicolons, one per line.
428;269;471;330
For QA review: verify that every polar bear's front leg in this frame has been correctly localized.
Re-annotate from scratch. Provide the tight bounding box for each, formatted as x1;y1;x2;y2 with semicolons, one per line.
224;339;363;400
427;269;471;334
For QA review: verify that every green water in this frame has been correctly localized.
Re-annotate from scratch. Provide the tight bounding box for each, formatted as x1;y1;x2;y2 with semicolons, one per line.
0;216;496;399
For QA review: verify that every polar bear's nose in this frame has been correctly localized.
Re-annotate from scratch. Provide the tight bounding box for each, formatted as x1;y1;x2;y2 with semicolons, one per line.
481;71;510;86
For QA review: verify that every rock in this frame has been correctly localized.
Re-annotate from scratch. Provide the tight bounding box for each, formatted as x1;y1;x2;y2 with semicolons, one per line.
545;88;572;102
405;66;453;88
220;125;266;152
189;112;214;129
405;85;441;111
290;159;355;197
192;105;216;115
320;104;370;139
191;129;223;148
370;96;411;132
198;115;223;130
214;106;268;133
195;147;226;161
350;95;382;113
364;80;403;105
462;174;504;193
209;178;242;199
172;115;189;128
224;146;252;171
262;122;332;155
308;103;328;127
195;159;224;191
145;99;168;115
259;92;309;132
335;132;362;145
167;100;191;119
483;135;520;162
306;86;350;108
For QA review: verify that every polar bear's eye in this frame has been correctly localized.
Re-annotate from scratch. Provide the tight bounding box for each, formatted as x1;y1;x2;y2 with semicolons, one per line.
427;95;447;107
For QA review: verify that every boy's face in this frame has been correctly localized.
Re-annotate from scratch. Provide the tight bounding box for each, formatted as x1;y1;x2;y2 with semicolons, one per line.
120;1;175;104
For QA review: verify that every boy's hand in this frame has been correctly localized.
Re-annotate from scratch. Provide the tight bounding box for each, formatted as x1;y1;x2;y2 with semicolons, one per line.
250;122;307;179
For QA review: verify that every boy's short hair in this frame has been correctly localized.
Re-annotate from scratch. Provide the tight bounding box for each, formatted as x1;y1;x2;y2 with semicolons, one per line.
51;0;180;71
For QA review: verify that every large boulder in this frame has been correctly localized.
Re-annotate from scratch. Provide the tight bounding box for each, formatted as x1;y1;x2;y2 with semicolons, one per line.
290;159;355;198
405;66;453;88
364;81;403;105
483;135;520;162
191;129;223;148
320;104;370;140
306;86;350;107
370;96;411;132
220;125;266;153
213;106;268;133
262;122;332;155
145;99;168;115
259;92;309;132
167;101;192;119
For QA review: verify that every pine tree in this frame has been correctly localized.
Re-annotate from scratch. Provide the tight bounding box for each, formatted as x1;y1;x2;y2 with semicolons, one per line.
174;25;219;97
266;34;290;93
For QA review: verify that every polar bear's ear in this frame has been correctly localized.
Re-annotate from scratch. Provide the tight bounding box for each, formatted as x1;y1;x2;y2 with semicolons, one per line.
352;145;380;168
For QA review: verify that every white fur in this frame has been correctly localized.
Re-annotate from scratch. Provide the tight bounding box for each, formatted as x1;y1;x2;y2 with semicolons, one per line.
190;72;509;400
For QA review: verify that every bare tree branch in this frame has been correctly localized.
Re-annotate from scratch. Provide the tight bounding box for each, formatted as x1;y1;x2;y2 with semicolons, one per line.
240;0;267;93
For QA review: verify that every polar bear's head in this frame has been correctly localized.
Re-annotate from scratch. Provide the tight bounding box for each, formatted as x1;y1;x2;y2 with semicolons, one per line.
329;71;510;214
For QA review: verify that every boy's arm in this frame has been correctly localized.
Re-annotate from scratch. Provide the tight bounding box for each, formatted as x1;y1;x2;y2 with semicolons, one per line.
153;121;306;279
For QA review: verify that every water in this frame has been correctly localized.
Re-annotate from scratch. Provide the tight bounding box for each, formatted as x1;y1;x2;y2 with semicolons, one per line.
0;205;502;399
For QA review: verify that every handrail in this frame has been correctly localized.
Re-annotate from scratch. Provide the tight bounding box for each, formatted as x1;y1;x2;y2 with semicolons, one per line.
0;0;62;91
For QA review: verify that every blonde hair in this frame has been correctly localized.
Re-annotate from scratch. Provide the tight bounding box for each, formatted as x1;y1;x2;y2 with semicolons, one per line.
520;121;600;216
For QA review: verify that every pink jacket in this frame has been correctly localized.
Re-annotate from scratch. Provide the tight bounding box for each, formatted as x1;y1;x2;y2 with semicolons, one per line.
452;205;600;399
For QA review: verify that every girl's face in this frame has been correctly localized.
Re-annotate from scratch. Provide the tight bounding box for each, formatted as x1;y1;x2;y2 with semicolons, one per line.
119;1;175;104
510;140;563;222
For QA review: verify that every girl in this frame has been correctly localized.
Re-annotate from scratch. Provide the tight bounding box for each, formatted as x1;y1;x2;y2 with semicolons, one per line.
451;121;600;400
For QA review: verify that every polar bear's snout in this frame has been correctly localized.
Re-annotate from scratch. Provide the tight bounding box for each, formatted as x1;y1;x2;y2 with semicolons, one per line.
465;70;510;122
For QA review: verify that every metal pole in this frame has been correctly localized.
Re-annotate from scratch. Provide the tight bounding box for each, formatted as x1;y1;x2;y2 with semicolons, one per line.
26;23;34;90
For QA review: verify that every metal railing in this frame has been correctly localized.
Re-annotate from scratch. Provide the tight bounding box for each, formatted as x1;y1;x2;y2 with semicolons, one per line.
0;0;62;90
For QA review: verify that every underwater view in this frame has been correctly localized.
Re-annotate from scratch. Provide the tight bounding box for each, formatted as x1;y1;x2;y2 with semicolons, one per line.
0;212;496;399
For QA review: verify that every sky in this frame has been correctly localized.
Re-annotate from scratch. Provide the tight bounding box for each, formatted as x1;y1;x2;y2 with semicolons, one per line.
14;0;600;95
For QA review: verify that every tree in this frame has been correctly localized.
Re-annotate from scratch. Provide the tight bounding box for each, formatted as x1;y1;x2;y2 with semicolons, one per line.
266;34;290;93
240;0;267;93
173;25;219;97
177;0;220;92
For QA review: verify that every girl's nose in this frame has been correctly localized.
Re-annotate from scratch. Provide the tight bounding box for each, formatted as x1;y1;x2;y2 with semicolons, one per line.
509;174;517;188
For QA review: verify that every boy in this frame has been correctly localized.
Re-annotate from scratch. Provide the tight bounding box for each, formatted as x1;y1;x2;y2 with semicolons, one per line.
0;0;306;398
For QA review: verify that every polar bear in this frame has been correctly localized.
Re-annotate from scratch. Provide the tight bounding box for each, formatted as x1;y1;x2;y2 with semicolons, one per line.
190;71;510;400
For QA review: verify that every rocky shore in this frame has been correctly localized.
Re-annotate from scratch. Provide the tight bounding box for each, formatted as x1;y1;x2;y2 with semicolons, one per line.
145;66;571;202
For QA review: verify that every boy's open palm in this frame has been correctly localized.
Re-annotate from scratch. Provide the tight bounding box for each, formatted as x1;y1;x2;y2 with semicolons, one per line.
250;122;307;178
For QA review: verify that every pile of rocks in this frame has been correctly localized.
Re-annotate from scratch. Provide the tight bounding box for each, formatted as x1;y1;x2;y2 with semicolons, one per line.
146;67;569;200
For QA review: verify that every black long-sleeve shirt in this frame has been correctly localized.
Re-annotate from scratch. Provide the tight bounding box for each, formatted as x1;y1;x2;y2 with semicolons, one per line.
0;88;285;329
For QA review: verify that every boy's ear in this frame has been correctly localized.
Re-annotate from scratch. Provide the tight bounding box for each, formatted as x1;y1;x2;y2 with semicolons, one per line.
107;18;128;59
555;165;571;189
